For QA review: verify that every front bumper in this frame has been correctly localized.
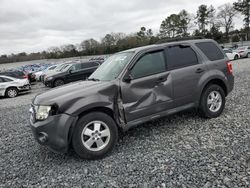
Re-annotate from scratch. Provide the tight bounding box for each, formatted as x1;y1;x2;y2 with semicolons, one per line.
30;113;77;153
44;80;53;87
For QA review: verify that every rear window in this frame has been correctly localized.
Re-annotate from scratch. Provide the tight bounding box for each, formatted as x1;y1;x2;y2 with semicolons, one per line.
196;42;224;61
165;46;199;70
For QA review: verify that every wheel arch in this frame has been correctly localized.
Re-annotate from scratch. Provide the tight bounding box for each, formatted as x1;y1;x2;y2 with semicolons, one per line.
67;106;118;146
5;86;18;96
200;78;228;100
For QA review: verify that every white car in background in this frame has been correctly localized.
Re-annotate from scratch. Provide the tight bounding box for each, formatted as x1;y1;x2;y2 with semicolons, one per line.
223;49;240;60
35;65;58;81
234;46;250;58
0;75;30;98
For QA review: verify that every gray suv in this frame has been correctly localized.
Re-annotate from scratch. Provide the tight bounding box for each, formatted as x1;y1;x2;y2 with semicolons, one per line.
29;39;234;159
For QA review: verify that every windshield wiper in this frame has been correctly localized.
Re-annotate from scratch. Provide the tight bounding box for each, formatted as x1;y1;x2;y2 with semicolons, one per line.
87;78;100;81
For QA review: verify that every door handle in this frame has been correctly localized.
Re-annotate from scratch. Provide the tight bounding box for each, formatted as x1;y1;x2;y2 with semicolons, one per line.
196;68;204;73
156;76;167;83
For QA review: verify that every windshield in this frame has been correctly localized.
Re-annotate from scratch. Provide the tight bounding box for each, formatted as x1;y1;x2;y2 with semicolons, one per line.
89;52;134;81
58;64;72;72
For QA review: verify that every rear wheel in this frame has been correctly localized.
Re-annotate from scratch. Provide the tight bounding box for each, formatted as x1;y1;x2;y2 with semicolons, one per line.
53;79;64;87
72;112;118;159
5;87;18;98
198;84;225;118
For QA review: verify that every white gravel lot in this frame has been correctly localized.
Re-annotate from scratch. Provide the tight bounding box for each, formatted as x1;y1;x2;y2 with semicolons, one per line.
0;58;249;187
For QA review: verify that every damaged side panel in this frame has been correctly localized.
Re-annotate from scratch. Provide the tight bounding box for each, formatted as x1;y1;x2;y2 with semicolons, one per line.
62;82;126;128
120;71;174;123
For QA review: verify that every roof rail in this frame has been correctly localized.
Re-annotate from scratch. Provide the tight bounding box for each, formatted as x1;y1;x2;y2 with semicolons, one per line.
156;36;205;44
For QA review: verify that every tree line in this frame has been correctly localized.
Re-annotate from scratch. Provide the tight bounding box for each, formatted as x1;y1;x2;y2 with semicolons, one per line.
1;0;250;64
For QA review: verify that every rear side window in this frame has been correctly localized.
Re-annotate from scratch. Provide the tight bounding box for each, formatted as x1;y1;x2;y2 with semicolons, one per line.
131;51;166;79
165;46;198;70
196;42;224;61
0;77;3;82
3;78;13;82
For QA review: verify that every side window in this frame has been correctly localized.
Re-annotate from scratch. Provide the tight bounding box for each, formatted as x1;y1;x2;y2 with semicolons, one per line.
81;62;99;69
248;47;250;50
196;42;224;61
70;64;82;71
0;77;3;83
131;51;166;79
165;46;198;70
3;78;13;82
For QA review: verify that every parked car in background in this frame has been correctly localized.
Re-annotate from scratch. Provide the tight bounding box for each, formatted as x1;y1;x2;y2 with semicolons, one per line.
43;61;100;87
30;39;234;159
40;63;68;82
234;46;250;58
223;49;240;60
35;65;57;81
0;75;30;98
0;70;28;80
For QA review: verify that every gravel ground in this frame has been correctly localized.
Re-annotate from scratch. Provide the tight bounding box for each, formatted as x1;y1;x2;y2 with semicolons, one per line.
0;59;250;187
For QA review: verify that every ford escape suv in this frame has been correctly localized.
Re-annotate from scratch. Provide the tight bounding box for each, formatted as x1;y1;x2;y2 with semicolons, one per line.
29;39;234;159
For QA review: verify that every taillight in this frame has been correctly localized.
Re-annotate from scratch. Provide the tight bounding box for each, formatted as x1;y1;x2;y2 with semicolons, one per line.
239;51;244;53
227;61;233;74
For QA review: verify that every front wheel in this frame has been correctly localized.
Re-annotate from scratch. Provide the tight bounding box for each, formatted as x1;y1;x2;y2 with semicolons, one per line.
198;84;225;118
72;112;118;159
53;79;64;87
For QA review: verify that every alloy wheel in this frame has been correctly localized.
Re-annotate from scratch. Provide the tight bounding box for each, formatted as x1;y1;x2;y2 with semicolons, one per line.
81;121;111;152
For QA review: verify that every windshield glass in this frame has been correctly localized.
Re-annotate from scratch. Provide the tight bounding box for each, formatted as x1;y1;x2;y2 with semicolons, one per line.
89;52;134;81
59;64;72;72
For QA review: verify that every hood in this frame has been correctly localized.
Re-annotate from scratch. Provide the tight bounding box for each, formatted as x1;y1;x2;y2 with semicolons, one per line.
33;80;114;106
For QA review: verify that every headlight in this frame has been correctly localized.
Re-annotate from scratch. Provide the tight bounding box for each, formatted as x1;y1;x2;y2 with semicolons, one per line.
46;77;53;81
35;106;51;120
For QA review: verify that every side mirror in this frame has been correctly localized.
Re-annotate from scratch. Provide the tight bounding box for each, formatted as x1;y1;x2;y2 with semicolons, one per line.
123;74;133;83
69;70;73;74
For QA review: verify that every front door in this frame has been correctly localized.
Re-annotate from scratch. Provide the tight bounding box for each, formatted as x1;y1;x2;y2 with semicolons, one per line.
67;63;84;82
120;50;174;122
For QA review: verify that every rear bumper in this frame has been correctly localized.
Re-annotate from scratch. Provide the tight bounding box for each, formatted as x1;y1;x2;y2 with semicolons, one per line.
227;75;234;95
18;84;31;91
30;113;77;153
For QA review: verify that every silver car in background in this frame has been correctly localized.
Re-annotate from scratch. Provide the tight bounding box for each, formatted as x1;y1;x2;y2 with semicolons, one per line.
0;75;31;98
234;46;250;58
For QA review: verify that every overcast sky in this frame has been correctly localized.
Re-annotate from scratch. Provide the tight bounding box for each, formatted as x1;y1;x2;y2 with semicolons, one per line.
0;0;240;55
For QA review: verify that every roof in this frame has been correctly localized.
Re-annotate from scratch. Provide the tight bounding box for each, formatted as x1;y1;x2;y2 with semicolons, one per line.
121;39;214;54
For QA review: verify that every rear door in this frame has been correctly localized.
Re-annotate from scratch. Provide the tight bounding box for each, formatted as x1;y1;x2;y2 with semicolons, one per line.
120;50;174;122
165;44;207;107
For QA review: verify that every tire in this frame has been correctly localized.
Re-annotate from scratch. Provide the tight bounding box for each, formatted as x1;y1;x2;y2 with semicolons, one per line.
234;55;239;60
198;84;225;118
5;87;18;98
53;79;64;87
72;112;118;160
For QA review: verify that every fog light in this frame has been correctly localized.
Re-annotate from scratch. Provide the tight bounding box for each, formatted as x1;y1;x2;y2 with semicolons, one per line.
38;132;48;143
